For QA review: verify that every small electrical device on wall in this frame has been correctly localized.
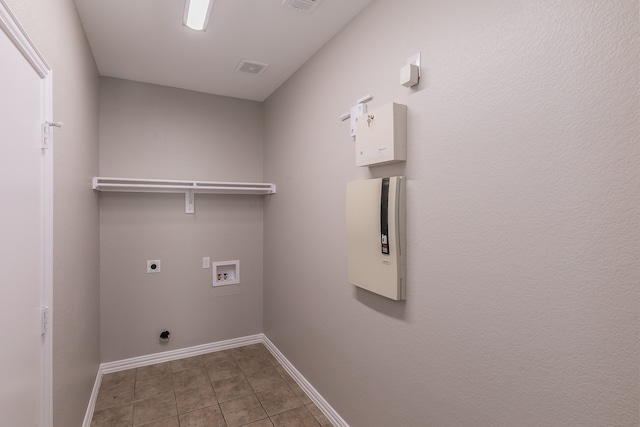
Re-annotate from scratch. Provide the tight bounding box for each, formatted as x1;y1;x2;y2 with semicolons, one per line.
400;52;421;88
354;102;407;167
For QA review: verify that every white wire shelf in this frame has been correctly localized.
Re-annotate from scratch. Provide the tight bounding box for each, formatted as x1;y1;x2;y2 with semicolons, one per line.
93;177;276;213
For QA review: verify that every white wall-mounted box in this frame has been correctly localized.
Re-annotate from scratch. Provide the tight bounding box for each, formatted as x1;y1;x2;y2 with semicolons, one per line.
355;102;407;167
212;260;239;286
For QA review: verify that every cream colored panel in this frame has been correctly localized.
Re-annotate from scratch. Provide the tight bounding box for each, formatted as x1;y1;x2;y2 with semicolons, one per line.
346;176;406;300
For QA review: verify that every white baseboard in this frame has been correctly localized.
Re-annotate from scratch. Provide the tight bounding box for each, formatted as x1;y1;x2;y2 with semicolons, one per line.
99;334;263;374
82;334;348;427
81;366;103;427
261;335;349;427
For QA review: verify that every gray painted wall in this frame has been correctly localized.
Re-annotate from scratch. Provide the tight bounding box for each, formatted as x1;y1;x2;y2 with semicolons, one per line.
5;0;638;425
99;78;265;362
263;1;639;426
4;0;101;426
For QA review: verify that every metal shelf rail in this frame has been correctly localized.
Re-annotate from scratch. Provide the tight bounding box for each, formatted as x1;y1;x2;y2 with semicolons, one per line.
93;177;276;213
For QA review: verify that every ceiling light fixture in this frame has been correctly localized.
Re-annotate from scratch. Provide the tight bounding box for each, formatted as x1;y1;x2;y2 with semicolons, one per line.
183;0;214;31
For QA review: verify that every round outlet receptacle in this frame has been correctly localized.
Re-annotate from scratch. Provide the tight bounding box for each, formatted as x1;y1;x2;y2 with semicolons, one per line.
147;259;161;273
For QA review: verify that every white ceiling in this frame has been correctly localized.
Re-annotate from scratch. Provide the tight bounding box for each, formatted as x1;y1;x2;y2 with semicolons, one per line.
73;0;372;102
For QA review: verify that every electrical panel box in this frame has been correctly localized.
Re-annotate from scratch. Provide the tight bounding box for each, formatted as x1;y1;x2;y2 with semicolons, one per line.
346;176;406;300
355;103;407;167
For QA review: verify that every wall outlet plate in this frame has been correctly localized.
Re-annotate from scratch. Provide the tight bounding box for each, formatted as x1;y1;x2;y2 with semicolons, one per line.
147;260;161;273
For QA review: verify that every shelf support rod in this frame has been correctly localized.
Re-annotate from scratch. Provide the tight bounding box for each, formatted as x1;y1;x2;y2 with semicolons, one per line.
185;189;195;214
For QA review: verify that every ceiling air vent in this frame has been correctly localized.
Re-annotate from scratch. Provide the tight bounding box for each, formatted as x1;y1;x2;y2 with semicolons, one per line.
282;0;323;14
235;59;269;76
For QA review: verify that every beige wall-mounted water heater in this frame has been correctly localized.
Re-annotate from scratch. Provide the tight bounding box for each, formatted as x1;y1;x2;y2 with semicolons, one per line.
346;176;406;300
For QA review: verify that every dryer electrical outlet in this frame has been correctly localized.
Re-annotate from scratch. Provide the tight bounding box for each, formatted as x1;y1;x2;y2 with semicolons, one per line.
346;176;406;300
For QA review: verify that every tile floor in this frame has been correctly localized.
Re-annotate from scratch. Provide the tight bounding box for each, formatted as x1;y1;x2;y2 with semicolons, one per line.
90;343;333;427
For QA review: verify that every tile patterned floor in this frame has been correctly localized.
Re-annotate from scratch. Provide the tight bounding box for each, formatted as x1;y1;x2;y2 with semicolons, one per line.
91;343;333;427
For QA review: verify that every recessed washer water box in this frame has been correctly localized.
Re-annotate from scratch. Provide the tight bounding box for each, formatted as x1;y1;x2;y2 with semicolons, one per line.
346;176;406;300
212;260;239;286
355;102;407;167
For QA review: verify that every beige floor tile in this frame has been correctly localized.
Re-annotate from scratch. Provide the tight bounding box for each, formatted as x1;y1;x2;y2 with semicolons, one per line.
91;404;133;426
202;349;234;368
133;393;178;426
91;345;335;427
229;344;264;358
95;379;135;411
256;385;304;417
235;353;273;374
170;355;203;373
101;369;136;389
246;367;287;393
244;418;275;426
305;404;333;427
137;362;171;380
289;382;313;405
213;374;254;402
207;357;243;381
175;383;217;414
91;420;132;427
172;366;210;391
135;372;174;400
179;405;227;427
274;367;295;386
263;351;280;367
139;416;179;427
219;395;268;427
233;343;276;363
271;406;321;427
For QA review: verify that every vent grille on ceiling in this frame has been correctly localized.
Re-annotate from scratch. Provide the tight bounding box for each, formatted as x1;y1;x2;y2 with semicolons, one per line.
281;0;323;14
235;59;269;76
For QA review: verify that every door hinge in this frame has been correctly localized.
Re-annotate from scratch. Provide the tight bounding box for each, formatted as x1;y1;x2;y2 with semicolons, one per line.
40;305;49;335
41;123;51;149
41;121;62;149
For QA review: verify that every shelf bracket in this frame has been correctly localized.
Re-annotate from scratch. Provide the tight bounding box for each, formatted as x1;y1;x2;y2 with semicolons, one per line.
185;190;195;214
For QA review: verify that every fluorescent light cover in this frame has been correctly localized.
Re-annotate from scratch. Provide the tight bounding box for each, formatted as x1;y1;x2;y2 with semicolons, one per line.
184;0;213;31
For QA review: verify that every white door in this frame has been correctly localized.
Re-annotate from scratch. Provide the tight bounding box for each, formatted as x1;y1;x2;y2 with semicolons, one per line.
0;2;53;426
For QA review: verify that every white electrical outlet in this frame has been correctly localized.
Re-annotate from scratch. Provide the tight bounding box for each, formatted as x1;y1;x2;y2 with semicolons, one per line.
203;257;210;268
147;260;161;273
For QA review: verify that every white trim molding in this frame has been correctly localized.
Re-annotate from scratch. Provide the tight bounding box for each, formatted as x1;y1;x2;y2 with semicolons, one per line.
0;0;51;78
262;335;349;427
83;334;348;427
0;2;53;426
100;335;263;374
